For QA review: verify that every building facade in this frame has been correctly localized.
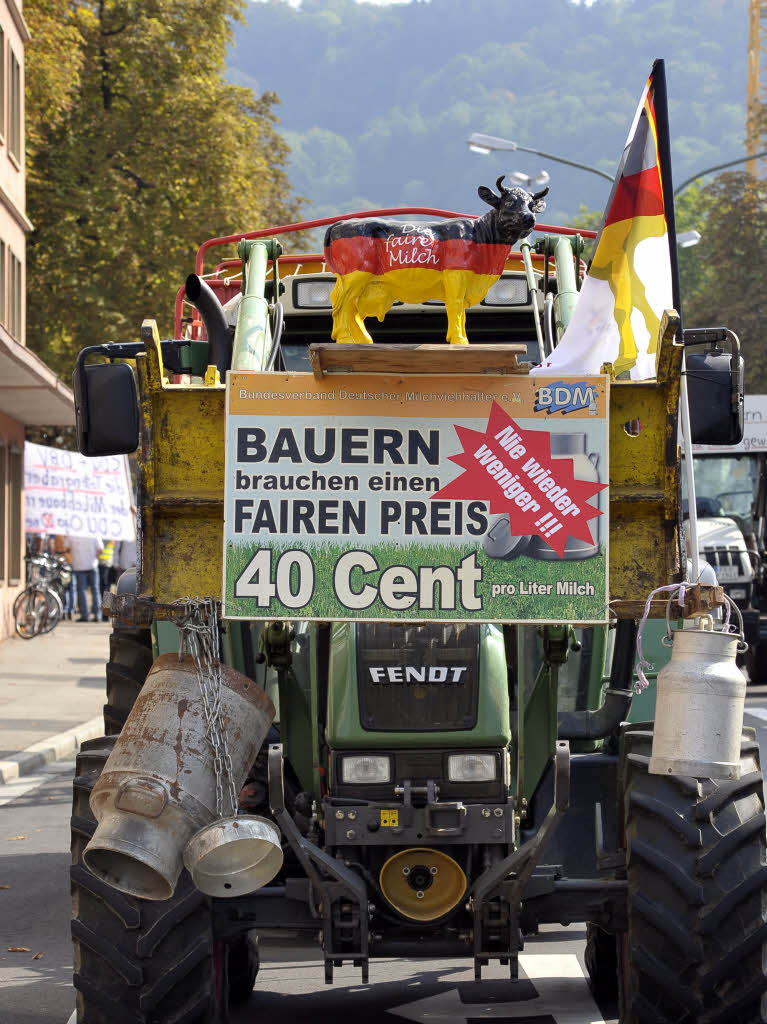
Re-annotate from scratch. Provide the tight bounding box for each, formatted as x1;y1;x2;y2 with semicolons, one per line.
0;0;74;642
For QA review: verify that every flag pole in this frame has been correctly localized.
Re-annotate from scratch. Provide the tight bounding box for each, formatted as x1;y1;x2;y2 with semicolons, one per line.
653;59;700;583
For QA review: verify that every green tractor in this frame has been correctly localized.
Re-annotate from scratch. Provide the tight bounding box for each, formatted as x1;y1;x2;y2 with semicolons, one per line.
69;210;765;1024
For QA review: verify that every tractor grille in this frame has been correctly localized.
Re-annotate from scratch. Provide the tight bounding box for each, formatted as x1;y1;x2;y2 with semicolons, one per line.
701;545;745;579
356;623;480;732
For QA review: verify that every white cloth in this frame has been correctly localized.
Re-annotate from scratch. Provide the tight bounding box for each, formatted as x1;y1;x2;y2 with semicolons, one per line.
68;536;104;572
117;539;137;570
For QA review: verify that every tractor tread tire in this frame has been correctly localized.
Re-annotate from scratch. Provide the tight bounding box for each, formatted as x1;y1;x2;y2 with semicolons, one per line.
104;627;153;735
226;933;260;1005
584;922;618;1001
71;738;225;1024
619;725;767;1024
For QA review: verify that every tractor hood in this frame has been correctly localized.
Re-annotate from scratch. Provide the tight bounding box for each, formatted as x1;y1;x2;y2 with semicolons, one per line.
694;516;748;553
684;515;752;584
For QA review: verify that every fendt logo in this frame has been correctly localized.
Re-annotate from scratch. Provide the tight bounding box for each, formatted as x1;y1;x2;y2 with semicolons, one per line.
368;666;468;684
534;381;598;415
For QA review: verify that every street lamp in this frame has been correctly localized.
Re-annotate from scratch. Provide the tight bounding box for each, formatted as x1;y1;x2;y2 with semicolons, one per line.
467;132;614;184
507;169;551;190
469;133;767;200
673;151;767;195
677;230;701;248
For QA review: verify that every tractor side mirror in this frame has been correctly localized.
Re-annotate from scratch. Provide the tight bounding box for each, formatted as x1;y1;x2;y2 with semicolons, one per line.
73;349;139;456
684;328;744;446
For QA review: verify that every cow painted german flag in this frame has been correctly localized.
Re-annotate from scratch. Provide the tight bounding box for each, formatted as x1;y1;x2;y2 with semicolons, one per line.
533;61;674;380
324;221;510;278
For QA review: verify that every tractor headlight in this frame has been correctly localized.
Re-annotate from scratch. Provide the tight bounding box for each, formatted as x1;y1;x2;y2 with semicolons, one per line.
481;277;529;306
293;279;334;308
447;753;497;782
341;755;392;784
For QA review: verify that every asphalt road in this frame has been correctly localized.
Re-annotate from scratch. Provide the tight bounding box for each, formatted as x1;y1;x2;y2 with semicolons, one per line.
0;763;75;1024
233;939;613;1024
3;687;767;1024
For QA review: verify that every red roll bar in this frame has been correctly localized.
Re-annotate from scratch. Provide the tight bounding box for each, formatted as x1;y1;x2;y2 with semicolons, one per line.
194;207;597;275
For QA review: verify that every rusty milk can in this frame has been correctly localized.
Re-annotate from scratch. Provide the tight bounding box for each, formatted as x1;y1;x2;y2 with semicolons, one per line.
84;653;276;900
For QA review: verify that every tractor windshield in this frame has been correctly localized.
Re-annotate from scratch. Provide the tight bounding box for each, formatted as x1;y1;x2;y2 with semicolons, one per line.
686;455;759;534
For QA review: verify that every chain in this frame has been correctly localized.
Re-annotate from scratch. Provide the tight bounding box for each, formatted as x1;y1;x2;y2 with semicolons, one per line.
175;597;238;818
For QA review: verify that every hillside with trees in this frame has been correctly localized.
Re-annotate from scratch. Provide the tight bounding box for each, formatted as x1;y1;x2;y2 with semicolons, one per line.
232;0;766;388
231;0;748;224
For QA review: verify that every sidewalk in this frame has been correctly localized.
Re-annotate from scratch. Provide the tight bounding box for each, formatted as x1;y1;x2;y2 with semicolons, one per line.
0;620;110;783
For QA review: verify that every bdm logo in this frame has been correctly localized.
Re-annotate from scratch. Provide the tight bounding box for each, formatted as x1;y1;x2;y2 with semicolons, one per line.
534;381;598;415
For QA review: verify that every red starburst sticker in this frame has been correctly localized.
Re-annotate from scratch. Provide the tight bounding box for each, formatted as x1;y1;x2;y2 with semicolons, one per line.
431;402;606;558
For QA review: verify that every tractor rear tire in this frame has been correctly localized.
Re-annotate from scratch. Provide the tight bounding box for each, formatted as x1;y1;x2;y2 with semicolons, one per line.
104;623;153;735
72;737;252;1023
619;723;767;1024
227;932;259;1005
584;922;618;1001
748;640;767;685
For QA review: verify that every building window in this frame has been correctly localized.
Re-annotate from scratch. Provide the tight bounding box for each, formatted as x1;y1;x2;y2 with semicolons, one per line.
0;29;5;142
8;445;21;583
0;442;6;583
0;242;7;327
9;249;20;338
9;49;20;163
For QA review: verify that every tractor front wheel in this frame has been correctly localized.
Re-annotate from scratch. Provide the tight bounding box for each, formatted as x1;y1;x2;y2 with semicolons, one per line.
71;737;260;1022
584;922;618;1001
619;723;767;1024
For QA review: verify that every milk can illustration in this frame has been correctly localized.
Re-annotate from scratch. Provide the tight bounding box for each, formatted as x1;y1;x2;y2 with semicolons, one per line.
483;431;601;561
527;432;601;560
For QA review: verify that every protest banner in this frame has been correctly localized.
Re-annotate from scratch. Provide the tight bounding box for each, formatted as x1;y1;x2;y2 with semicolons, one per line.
24;442;135;540
223;372;609;623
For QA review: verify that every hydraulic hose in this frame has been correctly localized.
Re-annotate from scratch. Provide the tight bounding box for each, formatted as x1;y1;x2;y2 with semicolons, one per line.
265;301;285;371
557;620;638;740
543;291;555;356
184;274;233;376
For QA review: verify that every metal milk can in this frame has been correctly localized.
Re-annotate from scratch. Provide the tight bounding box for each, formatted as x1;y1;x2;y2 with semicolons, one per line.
84;653;276;900
649;616;746;780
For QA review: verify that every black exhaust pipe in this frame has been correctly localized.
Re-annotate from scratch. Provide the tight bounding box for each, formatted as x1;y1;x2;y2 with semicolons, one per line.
185;274;233;376
557;620;638;740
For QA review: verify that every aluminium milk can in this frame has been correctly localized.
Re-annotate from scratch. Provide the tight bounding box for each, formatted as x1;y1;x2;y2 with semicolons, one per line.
649;622;746;780
84;653;275;900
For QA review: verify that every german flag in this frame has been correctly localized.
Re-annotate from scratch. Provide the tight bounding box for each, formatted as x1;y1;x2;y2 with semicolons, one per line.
534;60;675;380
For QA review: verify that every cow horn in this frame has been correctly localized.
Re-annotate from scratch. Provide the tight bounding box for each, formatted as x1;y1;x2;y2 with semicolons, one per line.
531;187;550;202
496;175;510;194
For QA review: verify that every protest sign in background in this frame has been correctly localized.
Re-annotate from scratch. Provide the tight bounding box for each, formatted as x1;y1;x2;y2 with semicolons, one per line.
223;373;609;624
24;442;135;540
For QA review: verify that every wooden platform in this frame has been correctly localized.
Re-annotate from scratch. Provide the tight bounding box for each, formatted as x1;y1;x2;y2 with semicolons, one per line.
309;343;528;378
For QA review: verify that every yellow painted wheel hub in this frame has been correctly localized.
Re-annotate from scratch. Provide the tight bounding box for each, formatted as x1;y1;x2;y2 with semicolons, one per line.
379;847;466;922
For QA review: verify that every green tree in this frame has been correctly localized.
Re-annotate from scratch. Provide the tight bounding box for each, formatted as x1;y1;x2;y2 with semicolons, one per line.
25;0;302;377
683;172;767;392
672;183;714;315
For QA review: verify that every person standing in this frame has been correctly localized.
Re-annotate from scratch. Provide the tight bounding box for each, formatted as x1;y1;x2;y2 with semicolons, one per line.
98;540;116;621
114;507;138;580
53;534;76;620
69;535;104;622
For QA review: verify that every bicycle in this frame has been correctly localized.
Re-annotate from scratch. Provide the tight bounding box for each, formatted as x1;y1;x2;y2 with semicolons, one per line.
13;554;70;639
